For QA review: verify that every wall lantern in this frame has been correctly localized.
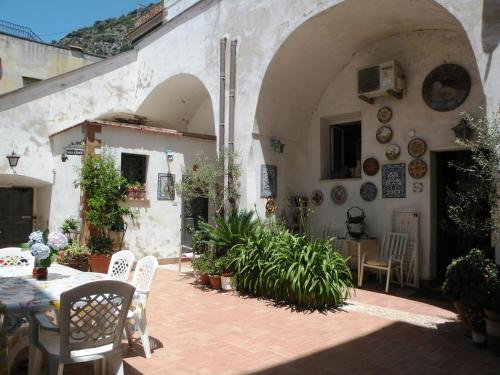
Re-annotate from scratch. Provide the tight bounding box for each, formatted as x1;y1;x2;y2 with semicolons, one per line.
270;138;285;153
6;150;21;168
452;118;473;142
165;149;174;162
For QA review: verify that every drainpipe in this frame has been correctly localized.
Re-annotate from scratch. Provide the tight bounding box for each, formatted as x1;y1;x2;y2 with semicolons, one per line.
218;37;227;215
228;38;237;210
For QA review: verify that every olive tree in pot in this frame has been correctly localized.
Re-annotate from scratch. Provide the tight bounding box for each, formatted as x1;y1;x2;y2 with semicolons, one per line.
77;150;134;273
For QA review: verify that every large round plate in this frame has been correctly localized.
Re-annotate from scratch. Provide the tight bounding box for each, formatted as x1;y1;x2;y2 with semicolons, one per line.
408;138;427;158
331;186;347;204
363;158;379;176
385;144;401;160
360;182;377;202
377;107;392;124
376;126;393;144
311;190;324;206
408;159;428;179
422;64;471;112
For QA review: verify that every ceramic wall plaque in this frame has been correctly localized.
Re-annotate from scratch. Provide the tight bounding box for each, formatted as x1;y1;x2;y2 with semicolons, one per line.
331;186;347;204
158;173;175;200
408;159;428;179
385;144;401;160
422;64;471;112
363;158;379;176
360;182;377;202
260;164;277;198
413;182;423;193
376;126;393;144
408;138;427;158
377;106;392;123
382;164;406;198
311;190;324;206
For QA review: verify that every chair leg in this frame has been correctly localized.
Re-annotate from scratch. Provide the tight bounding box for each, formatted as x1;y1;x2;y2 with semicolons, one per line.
28;345;43;375
385;268;391;293
106;352;124;375
178;255;182;272
124;323;134;347
358;263;364;288
400;265;404;288
48;356;64;375
8;336;28;371
94;358;106;375
138;315;151;359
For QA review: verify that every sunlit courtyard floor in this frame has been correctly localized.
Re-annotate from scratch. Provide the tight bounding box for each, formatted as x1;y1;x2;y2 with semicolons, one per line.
25;266;500;374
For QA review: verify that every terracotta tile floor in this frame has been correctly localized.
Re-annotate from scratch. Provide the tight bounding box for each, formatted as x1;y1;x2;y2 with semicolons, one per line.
46;269;500;374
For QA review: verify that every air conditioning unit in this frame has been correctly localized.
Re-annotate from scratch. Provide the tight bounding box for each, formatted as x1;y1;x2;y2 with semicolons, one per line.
357;60;404;103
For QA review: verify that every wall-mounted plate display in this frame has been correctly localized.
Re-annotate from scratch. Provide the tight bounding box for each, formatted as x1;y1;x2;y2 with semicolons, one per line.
376;126;393;144
408;159;427;179
377;106;392;124
413;182;423;193
311;190;324;206
331;186;347;204
385;144;401;160
408;138;427;158
360;182;377;202
363;157;380;176
422;64;471;112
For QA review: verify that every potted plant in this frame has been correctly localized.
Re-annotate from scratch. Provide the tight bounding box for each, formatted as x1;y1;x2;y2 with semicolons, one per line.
218;252;237;291
87;235;114;273
208;255;221;290
57;242;90;271
483;263;500;353
192;251;214;286
60;217;79;243
127;181;146;200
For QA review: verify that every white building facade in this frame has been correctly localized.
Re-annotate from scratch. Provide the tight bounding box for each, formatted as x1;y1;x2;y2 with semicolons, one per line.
0;0;499;283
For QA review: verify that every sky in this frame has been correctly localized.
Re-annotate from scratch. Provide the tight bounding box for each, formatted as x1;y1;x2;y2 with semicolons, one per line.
0;0;154;42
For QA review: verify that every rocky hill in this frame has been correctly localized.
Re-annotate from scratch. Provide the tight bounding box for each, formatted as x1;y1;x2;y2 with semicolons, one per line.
53;3;157;57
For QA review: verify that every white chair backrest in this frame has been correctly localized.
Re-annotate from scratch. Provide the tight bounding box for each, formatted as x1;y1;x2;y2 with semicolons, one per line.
58;280;135;360
0;247;35;269
132;256;159;294
380;232;408;262
108;250;135;281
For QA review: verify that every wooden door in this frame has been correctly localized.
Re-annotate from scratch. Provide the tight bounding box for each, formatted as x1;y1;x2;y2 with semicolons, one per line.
0;188;33;247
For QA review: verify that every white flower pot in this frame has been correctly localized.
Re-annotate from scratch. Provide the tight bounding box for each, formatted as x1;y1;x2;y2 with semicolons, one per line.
221;274;237;291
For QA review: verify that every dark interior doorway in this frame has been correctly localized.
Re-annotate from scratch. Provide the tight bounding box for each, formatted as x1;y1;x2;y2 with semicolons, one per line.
181;175;209;249
0;187;33;247
435;150;492;281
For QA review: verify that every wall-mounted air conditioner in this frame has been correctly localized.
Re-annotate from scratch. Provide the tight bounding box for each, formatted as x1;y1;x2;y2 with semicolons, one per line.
357;60;404;103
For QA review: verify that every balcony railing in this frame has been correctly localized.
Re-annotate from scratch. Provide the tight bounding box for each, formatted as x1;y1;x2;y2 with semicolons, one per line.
0;19;43;42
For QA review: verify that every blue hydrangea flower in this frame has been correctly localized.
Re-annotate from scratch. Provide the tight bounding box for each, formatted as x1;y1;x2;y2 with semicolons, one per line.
48;232;68;250
31;242;50;260
28;231;44;245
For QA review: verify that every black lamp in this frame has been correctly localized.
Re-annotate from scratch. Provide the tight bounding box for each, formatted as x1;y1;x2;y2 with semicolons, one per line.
6;151;20;168
452;119;473;142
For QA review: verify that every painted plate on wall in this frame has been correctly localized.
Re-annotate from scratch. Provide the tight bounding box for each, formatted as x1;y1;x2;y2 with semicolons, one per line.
408;138;427;158
377;106;392;124
360;182;377;202
331;186;347;204
376;126;393;144
363;158;380;176
311;190;324;206
408;159;428;179
385;144;401;160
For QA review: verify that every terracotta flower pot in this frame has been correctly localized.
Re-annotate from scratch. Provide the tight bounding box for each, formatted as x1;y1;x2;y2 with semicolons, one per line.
60;257;89;272
199;273;210;286
88;254;111;273
209;275;221;289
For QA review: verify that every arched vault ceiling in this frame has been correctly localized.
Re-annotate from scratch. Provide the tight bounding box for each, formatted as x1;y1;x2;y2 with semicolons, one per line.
255;0;470;141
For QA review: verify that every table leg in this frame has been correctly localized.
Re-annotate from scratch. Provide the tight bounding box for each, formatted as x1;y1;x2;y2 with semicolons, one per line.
357;242;362;287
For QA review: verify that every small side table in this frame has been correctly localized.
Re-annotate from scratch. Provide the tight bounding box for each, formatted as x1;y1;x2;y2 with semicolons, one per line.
344;237;379;285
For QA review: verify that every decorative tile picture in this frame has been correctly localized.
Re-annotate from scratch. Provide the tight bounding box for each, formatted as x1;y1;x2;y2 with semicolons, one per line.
413;182;423;193
260;164;277;198
158;173;175;200
382;163;406;198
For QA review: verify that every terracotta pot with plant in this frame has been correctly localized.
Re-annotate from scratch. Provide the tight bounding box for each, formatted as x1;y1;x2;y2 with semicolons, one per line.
208;255;221;290
58;242;90;271
87;235;114;273
218;253;237;291
192;252;213;286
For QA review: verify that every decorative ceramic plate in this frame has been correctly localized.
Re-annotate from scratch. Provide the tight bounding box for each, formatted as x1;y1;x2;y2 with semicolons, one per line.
408;159;427;179
377;106;392;124
408;138;427;158
331;186;347;204
360;182;377;202
385;144;401;160
376;126;393;144
422;64;471;112
363;158;380;176
311;190;324;206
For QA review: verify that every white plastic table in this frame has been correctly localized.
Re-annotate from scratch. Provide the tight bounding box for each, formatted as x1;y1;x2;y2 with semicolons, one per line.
0;264;107;374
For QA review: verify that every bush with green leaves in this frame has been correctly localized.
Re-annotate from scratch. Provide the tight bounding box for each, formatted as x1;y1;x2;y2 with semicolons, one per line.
192;251;216;275
484;262;500;313
58;242;90;263
232;223;353;309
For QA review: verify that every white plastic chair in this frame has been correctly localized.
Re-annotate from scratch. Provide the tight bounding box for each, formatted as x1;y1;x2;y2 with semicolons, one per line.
124;256;159;358
28;280;135;375
322;226;346;255
107;250;135;281
0;247;35;274
358;232;408;293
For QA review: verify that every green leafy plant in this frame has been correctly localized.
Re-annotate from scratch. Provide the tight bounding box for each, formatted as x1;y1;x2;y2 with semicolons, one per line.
198;210;257;256
192;251;216;275
76;149;135;255
60;217;79;235
483;262;500;313
232;223;353;309
58;242;90;263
